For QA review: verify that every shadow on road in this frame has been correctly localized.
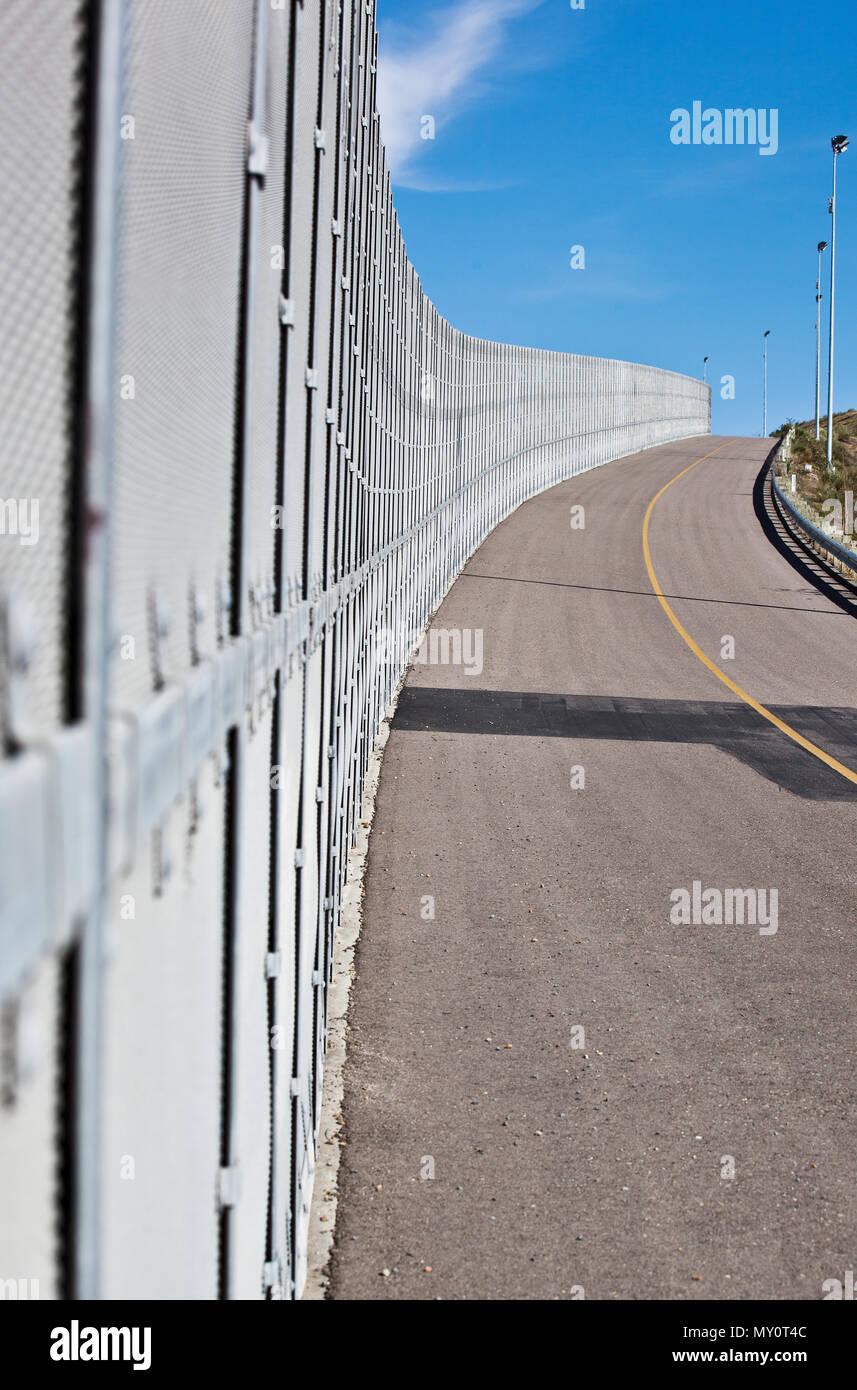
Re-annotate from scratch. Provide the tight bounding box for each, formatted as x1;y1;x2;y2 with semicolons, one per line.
753;454;857;619
395;687;857;801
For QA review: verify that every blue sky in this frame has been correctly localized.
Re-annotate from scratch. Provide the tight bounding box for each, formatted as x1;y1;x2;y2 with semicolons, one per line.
375;0;857;438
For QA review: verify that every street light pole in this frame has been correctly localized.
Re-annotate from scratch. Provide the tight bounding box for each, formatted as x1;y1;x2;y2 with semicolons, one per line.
826;135;849;468
815;240;827;440
703;356;709;385
763;331;770;437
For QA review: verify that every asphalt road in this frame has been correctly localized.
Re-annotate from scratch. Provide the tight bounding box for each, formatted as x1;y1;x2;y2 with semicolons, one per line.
327;436;857;1301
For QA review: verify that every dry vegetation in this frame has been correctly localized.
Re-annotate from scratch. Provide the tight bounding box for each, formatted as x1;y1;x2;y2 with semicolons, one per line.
771;409;857;515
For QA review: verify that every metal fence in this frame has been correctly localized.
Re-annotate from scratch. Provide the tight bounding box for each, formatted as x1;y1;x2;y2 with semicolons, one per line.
0;0;710;1300
771;463;857;574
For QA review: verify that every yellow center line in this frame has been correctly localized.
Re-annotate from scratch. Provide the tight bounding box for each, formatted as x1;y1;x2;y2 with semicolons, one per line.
642;438;857;787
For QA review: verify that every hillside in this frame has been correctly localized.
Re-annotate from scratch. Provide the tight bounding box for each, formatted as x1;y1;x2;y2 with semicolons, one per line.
772;409;857;517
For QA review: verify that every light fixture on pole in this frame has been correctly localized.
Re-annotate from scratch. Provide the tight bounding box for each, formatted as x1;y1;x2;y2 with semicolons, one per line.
815;240;827;440
703;356;709;385
826;135;849;468
763;331;770;437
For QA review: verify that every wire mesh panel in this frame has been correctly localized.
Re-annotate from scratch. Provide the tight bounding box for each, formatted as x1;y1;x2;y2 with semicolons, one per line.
110;0;252;710
101;0;254;1298
0;0;709;1302
0;956;62;1300
0;0;88;1304
0;0;84;734
101;760;226;1299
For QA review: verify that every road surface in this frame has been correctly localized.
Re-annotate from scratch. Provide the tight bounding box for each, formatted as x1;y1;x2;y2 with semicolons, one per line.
327;436;857;1300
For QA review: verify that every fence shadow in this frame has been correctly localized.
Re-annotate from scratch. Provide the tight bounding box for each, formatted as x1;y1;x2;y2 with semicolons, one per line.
394;687;857;801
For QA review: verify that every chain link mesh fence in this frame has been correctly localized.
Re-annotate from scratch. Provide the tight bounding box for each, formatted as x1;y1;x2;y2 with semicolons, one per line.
0;0;709;1300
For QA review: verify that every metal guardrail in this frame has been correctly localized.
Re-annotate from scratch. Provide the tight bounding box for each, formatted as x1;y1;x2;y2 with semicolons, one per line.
0;0;710;1300
771;463;857;575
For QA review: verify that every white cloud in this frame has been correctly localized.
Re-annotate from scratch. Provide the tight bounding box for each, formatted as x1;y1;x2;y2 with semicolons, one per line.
376;0;544;181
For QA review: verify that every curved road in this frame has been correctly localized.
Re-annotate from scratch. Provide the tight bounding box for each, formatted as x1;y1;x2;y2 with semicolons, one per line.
328;436;857;1301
